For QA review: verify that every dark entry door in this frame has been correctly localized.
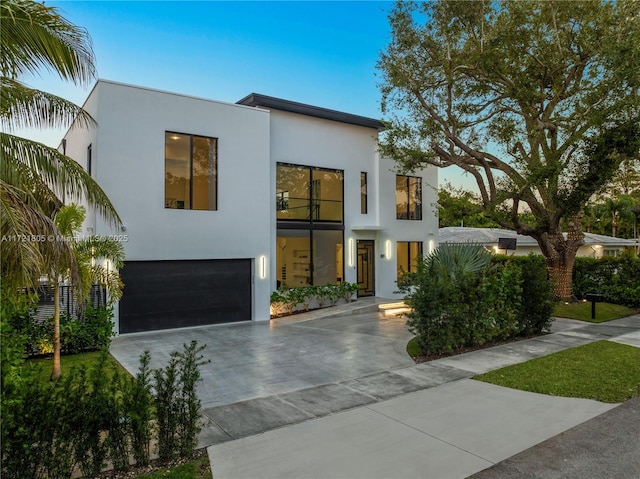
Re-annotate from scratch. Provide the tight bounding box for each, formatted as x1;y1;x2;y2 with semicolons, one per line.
357;240;375;297
119;259;251;333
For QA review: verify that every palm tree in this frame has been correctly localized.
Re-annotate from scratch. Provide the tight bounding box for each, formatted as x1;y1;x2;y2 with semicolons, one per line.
49;203;124;379
1;0;121;295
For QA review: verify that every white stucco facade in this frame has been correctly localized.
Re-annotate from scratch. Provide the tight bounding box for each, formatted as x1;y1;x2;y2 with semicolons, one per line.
62;80;437;333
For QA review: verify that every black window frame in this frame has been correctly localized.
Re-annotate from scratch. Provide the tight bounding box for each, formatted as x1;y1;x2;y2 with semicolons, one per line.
87;144;92;176
396;175;422;220
165;131;218;211
361;172;368;214
397;241;423;278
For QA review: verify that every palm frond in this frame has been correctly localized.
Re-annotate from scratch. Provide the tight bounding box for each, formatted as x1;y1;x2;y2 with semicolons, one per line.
54;203;86;238
1;132;122;226
0;0;96;84
1;181;79;291
88;265;124;304
74;236;125;270
0;77;96;131
427;243;492;279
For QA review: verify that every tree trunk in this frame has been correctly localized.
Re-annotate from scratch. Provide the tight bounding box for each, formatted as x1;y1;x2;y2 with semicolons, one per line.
51;279;61;381
546;254;577;300
535;215;584;301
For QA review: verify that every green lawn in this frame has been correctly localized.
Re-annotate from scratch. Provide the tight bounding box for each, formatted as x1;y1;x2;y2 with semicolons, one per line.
27;350;129;384
135;454;212;479
475;340;640;403
553;301;636;322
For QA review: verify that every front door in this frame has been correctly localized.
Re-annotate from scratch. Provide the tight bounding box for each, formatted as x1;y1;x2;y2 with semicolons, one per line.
357;240;375;297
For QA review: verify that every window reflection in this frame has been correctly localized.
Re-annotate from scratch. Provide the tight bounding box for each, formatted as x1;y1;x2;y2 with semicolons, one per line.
396;175;422;220
276;164;343;223
165;132;217;210
397;241;423;279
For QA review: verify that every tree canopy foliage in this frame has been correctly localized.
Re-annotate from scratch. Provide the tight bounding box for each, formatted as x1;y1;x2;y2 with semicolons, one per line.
0;0;121;293
378;0;640;297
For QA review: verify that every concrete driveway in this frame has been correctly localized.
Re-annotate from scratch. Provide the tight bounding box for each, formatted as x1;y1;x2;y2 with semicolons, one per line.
109;305;414;409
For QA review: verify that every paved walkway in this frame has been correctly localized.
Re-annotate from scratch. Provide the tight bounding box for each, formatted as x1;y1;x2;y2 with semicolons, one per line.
203;314;639;478
109;306;639;478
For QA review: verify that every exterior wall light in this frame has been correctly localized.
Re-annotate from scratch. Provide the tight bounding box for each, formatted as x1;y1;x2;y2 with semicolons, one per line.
259;255;267;279
348;238;355;267
385;240;392;259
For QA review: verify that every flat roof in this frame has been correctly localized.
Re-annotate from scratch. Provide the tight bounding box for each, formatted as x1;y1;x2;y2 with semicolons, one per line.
237;93;386;131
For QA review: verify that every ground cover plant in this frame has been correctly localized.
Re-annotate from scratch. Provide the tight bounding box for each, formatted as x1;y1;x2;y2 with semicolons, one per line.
270;282;359;316
553;301;637;323
129;451;212;479
475;340;640;403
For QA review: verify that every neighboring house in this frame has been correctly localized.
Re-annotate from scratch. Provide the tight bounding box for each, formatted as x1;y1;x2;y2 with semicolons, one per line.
61;80;438;334
439;227;636;258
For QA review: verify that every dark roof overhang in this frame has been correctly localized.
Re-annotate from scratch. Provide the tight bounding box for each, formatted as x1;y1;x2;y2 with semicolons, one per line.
237;93;385;131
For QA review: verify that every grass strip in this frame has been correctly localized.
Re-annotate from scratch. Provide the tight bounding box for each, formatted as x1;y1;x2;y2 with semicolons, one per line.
26;350;130;384
135;454;212;479
475;340;640;403
553;301;636;322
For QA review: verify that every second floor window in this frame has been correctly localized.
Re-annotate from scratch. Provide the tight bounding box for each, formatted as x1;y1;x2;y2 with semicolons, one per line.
165;132;217;210
396;175;422;220
276;163;343;223
361;172;368;214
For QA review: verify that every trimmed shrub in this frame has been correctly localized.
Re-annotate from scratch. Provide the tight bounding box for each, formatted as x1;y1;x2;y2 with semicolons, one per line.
401;249;553;355
573;256;640;307
0;336;207;478
270;282;359;316
492;255;554;334
7;304;115;357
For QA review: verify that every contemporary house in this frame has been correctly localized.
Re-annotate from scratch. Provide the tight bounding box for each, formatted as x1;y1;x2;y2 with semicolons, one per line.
439;227;637;257
62;80;438;334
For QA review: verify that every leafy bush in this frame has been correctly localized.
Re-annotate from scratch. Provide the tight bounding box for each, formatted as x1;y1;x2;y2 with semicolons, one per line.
0;339;208;478
401;248;553;355
492;255;554;334
154;341;209;460
270;282;359;316
7;304;115;357
573;256;640;307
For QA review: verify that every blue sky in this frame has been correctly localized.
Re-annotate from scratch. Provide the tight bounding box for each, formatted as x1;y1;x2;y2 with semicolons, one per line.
21;0;470;189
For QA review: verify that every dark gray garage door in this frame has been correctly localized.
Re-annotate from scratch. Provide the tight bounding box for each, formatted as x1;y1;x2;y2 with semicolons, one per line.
119;259;251;333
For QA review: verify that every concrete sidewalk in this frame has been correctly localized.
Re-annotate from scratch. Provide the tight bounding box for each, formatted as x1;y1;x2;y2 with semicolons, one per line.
206;314;639;478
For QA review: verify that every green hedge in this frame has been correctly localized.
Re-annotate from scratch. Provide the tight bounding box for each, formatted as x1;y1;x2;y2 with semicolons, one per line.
270;282;359;316
492;255;555;335
401;252;553;355
7;304;115;357
0;340;208;478
573;255;640;307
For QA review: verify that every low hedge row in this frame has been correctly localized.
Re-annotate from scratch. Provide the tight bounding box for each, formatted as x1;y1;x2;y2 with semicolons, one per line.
573;255;640;307
402;252;554;355
7;304;115;357
270;282;359;316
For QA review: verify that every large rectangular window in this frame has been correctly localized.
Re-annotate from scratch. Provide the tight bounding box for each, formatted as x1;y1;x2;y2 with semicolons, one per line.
276;230;344;287
276;163;344;287
165;132;217;210
361;172;368;214
276;163;343;223
396;175;422;220
397;241;423;278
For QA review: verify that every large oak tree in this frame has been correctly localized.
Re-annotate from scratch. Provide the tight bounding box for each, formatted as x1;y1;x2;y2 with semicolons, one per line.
378;0;640;298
